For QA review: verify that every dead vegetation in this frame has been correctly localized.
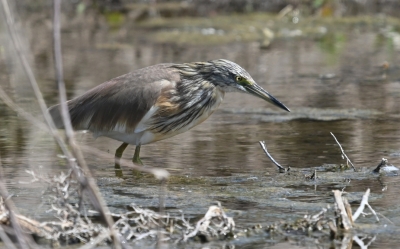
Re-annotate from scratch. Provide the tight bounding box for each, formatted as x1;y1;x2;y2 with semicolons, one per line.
0;170;236;247
257;134;396;248
0;168;386;248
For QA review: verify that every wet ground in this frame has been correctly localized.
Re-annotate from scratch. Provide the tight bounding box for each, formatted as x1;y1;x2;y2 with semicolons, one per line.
1;5;400;248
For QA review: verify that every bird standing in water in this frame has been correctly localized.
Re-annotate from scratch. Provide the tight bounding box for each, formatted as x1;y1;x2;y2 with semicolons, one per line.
49;59;290;169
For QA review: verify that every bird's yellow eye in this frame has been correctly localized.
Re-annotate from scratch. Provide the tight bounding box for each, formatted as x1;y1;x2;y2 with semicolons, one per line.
235;76;244;82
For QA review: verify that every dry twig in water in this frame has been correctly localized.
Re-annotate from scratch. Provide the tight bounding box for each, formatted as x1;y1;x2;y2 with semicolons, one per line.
330;132;356;171
6;171;235;246
183;204;235;242
332;188;383;234
259;141;290;173
352;188;379;222
0;170;386;247
332;190;352;230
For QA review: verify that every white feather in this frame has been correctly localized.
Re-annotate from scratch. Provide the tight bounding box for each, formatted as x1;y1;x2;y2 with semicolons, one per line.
134;106;159;133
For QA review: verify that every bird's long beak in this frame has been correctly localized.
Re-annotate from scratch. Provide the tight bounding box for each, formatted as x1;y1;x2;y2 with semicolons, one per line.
245;83;290;112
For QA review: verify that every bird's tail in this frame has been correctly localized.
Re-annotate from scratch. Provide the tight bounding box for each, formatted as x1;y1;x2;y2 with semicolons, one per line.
48;104;66;129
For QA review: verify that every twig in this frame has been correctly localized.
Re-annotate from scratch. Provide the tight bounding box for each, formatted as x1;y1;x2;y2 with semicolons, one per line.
377;213;394;225
157;179;167;248
352;189;373;221
259;141;289;173
350;188;380;223
306;169;317;180
183;204;235;242
330;132;356;171
0;225;17;249
0;158;39;249
355;189;379;223
340;233;353;249
353;235;376;249
0;0;77;192
0;0;121;247
77;230;111;249
343;197;353;226
0;88;48;131
332;190;352;230
52;2;121;247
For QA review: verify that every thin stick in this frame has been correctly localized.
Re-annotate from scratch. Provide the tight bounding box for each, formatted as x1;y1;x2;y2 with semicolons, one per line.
52;1;121;247
0;88;47;130
366;203;379;222
259;141;287;173
340;233;353;249
0;158;39;249
352;188;371;221
77;230;111;249
343;197;354;226
0;1;120;248
330;132;356;171
352;188;379;222
53;0;74;141
332;190;352;230
0;0;75;177
157;179;167;249
0;226;17;249
377;213;394;225
353;235;376;249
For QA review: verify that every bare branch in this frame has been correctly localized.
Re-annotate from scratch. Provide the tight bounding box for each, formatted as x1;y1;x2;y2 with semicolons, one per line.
51;1;121;247
353;235;376;249
330;132;356;171
0;158;40;249
77;230;111;249
0;0;122;247
351;189;380;223
0;225;17;249
352;188;370;221
332;190;352;230
259;141;289;173
183;205;235;242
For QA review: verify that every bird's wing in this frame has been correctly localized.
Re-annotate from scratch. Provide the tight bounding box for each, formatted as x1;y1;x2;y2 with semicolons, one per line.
48;63;180;133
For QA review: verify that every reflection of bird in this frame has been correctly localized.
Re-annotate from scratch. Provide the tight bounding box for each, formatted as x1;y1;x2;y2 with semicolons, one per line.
49;59;290;169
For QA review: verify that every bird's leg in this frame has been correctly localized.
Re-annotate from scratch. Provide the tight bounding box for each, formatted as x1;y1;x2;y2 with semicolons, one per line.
132;145;143;165
115;142;129;177
131;145;144;177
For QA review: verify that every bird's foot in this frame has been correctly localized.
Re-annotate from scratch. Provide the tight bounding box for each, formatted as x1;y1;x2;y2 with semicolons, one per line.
114;161;124;178
132;156;144;177
114;142;129;178
132;156;143;165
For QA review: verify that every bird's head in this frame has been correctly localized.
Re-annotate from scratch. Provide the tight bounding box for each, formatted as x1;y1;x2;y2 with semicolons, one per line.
189;59;290;112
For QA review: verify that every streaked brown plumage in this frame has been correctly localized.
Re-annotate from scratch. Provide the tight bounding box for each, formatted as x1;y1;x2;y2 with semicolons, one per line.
49;59;289;169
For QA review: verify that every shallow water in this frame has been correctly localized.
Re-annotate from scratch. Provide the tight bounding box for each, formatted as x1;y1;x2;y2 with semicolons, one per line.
1;7;400;248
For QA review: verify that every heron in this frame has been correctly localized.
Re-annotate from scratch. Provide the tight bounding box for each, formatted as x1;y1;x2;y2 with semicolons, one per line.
49;59;290;170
